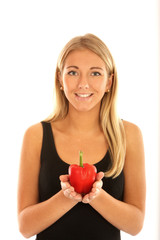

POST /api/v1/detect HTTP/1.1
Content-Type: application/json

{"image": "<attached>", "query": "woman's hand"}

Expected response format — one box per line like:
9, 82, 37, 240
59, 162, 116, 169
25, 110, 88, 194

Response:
60, 171, 104, 204
59, 175, 82, 202
82, 172, 104, 204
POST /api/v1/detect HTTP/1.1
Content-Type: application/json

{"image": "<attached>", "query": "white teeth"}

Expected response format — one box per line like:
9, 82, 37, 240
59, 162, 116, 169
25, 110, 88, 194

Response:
76, 93, 92, 98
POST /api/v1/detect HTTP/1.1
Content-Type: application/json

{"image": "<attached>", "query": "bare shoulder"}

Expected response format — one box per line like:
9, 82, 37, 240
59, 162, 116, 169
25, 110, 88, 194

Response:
122, 120, 143, 148
122, 120, 142, 135
22, 122, 43, 155
24, 122, 43, 137
122, 119, 145, 173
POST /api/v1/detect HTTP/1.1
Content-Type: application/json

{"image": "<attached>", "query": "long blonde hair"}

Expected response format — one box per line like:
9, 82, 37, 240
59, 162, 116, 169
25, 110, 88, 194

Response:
45, 33, 126, 178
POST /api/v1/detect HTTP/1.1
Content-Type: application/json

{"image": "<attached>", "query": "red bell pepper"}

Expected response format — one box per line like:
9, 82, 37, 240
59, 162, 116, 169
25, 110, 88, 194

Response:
68, 151, 97, 194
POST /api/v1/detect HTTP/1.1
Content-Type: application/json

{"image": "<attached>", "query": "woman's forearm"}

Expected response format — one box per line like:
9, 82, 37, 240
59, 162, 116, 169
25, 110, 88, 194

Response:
89, 189, 144, 236
18, 190, 78, 238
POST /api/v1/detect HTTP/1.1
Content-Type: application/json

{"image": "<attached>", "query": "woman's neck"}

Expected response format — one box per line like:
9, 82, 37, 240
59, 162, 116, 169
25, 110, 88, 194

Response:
63, 104, 102, 136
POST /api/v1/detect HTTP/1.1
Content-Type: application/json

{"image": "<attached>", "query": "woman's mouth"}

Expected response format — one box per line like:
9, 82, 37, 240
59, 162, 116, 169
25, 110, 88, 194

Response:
75, 93, 93, 100
75, 93, 93, 98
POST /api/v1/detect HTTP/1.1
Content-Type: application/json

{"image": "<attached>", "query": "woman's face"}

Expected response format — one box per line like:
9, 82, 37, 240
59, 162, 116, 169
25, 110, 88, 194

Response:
59, 48, 112, 112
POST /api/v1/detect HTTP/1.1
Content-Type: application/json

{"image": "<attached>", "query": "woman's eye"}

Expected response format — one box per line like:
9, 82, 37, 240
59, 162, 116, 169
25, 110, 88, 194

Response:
68, 71, 78, 76
91, 72, 101, 76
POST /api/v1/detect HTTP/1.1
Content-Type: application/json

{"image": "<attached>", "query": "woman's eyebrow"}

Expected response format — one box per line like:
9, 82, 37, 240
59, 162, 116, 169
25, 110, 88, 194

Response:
90, 67, 104, 71
66, 66, 79, 69
66, 66, 104, 70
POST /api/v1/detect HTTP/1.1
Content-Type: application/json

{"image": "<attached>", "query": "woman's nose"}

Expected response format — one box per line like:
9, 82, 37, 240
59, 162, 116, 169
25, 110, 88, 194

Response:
77, 75, 89, 89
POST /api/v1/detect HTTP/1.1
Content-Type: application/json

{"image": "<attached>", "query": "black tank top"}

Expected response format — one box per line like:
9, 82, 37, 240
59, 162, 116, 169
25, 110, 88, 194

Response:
36, 121, 124, 240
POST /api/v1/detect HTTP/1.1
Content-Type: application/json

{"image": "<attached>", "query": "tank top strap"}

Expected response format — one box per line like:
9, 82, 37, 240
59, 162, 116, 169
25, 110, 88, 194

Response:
40, 121, 56, 162
41, 121, 53, 141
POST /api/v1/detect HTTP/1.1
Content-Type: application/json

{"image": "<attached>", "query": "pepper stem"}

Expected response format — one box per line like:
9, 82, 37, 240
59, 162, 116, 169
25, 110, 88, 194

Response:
79, 151, 83, 167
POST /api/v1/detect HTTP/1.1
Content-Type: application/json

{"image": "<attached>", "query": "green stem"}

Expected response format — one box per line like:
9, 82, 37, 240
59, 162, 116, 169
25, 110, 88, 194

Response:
79, 151, 83, 167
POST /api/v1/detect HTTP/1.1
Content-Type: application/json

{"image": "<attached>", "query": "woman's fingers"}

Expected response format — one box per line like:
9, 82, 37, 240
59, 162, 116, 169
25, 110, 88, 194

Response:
59, 174, 70, 182
60, 174, 82, 202
63, 188, 82, 202
61, 181, 71, 190
92, 180, 103, 189
82, 188, 101, 203
82, 194, 90, 204
96, 171, 104, 181
82, 172, 104, 204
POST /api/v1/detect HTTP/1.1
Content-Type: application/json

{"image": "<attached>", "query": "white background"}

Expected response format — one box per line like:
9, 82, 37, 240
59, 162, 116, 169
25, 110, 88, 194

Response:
0, 0, 159, 239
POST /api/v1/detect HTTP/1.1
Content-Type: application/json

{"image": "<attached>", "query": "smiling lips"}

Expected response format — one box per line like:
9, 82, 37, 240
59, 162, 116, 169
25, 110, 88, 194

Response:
75, 93, 93, 98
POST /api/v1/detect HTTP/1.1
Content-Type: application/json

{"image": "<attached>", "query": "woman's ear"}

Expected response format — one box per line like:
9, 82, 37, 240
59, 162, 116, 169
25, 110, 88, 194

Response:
106, 74, 113, 92
58, 71, 63, 87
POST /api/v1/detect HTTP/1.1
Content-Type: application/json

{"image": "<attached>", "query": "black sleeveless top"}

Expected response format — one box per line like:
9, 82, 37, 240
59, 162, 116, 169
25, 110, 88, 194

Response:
36, 121, 124, 240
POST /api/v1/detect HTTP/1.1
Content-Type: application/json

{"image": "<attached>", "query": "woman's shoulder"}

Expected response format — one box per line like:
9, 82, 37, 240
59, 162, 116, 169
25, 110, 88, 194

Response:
122, 119, 144, 150
122, 120, 142, 135
22, 122, 43, 151
24, 122, 43, 136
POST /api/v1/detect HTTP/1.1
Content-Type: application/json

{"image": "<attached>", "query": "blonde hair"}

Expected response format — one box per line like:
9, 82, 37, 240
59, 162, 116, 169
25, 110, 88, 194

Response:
45, 33, 126, 178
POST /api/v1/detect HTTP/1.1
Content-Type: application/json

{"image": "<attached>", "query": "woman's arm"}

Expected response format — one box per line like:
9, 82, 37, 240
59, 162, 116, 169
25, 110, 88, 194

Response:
89, 121, 146, 236
17, 123, 78, 238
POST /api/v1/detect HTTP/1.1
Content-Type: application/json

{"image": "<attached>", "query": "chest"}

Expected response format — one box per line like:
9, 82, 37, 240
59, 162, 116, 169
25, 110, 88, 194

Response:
52, 129, 108, 165
39, 121, 124, 204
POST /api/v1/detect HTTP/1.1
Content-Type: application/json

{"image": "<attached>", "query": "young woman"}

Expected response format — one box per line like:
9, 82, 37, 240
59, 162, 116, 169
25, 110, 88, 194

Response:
17, 34, 146, 240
